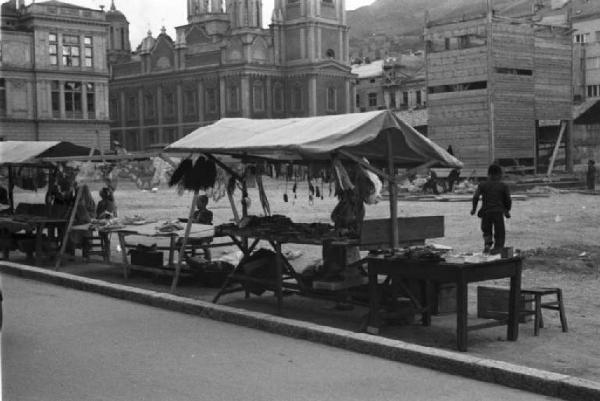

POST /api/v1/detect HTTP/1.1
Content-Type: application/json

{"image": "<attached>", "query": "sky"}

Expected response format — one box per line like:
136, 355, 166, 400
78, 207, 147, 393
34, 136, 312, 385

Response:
38, 0, 376, 48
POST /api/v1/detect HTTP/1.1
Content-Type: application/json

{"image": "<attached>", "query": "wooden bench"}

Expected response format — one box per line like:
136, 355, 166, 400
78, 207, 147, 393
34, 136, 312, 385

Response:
359, 216, 445, 251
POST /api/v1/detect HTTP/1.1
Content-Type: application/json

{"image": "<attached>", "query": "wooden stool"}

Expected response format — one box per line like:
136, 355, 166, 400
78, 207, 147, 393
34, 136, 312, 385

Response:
521, 287, 568, 336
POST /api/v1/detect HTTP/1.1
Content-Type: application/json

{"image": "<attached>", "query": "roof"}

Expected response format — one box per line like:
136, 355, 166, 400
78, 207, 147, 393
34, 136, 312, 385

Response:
0, 141, 97, 164
394, 108, 428, 128
351, 60, 384, 79
105, 0, 127, 22
36, 0, 96, 12
574, 99, 600, 124
165, 110, 462, 169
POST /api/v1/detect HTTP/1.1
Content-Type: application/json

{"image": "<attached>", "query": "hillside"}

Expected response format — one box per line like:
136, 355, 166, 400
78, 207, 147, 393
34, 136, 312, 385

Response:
347, 0, 521, 56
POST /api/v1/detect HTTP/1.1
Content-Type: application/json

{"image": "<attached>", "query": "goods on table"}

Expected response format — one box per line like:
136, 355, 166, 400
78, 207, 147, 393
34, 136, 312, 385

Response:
121, 215, 148, 225
156, 221, 184, 233
90, 217, 124, 231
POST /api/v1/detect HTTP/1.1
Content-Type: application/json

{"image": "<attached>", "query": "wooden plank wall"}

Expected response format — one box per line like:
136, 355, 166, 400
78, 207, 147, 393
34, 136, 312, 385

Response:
428, 90, 490, 171
534, 26, 573, 121
426, 18, 491, 172
492, 22, 536, 161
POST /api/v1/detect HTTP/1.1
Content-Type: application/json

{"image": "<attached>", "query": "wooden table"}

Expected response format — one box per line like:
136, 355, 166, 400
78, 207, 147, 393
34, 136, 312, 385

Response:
365, 255, 523, 352
110, 223, 228, 287
0, 216, 66, 265
212, 225, 360, 312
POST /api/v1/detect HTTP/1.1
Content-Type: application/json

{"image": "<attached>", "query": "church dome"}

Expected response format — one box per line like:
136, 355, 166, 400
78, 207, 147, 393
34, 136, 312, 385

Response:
105, 0, 128, 23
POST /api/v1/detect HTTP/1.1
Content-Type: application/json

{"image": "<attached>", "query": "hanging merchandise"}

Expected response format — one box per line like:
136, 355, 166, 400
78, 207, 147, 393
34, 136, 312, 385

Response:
255, 172, 271, 216
332, 159, 355, 191
292, 167, 298, 200
169, 158, 193, 187
359, 158, 383, 205
283, 169, 289, 203
169, 156, 217, 191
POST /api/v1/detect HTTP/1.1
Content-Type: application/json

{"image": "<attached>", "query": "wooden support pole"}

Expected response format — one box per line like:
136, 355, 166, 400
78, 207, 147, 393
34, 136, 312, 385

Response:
546, 120, 567, 177
55, 185, 83, 270
7, 165, 14, 213
386, 130, 399, 251
171, 189, 199, 293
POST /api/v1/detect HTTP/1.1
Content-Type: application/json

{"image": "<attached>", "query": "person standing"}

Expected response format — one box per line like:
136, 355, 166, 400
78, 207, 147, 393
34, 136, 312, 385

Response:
471, 164, 512, 254
586, 160, 596, 190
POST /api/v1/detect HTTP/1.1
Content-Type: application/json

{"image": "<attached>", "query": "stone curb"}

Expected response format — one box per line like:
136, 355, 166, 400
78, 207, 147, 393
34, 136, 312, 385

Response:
2, 261, 599, 401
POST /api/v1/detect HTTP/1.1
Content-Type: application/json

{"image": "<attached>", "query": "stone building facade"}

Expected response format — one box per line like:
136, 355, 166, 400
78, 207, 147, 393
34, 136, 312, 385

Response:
0, 0, 110, 149
108, 0, 354, 151
352, 54, 426, 113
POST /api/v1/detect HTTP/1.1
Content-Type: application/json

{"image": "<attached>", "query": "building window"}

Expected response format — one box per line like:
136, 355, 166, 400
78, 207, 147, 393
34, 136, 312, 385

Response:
227, 86, 239, 112
326, 48, 335, 58
164, 92, 175, 117
84, 36, 93, 67
575, 33, 590, 44
402, 91, 408, 106
147, 129, 159, 146
126, 130, 138, 151
368, 92, 377, 107
291, 86, 303, 111
49, 33, 58, 66
144, 93, 155, 119
206, 88, 217, 113
62, 35, 81, 67
273, 84, 284, 112
127, 95, 138, 120
416, 90, 422, 105
109, 97, 119, 122
64, 81, 82, 118
0, 78, 5, 116
253, 82, 264, 112
51, 81, 60, 117
428, 81, 488, 94
164, 128, 178, 144
355, 94, 360, 108
86, 83, 95, 118
588, 84, 600, 98
184, 89, 196, 117
326, 87, 336, 112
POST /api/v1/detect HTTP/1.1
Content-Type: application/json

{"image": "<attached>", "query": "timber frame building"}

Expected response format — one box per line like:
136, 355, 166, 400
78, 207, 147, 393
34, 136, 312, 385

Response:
108, 0, 354, 151
425, 10, 573, 175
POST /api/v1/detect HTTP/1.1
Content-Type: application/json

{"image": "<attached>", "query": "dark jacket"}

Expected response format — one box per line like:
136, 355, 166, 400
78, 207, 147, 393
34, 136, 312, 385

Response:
473, 179, 511, 214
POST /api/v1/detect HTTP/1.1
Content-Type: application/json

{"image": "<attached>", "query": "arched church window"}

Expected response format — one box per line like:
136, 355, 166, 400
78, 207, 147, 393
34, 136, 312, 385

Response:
273, 83, 284, 112
253, 81, 264, 112
326, 49, 335, 58
291, 85, 303, 111
326, 87, 336, 112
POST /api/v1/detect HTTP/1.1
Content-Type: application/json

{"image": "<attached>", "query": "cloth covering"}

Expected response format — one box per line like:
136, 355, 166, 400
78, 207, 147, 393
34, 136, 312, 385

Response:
165, 110, 462, 169
0, 141, 97, 165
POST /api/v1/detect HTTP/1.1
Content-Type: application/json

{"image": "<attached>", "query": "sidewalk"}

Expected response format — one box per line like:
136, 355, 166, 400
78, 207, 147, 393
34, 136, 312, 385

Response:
1, 255, 599, 401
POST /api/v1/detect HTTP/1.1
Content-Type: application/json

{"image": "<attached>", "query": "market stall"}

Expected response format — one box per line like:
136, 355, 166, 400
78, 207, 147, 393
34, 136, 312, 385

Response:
164, 110, 522, 351
0, 141, 98, 264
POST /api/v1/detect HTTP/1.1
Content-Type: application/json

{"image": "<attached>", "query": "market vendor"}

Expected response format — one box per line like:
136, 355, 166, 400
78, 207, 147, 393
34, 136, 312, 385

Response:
320, 161, 380, 281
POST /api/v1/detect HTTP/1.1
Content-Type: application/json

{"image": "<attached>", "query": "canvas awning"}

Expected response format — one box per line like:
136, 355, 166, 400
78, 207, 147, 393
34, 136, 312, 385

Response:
165, 110, 462, 168
0, 141, 97, 165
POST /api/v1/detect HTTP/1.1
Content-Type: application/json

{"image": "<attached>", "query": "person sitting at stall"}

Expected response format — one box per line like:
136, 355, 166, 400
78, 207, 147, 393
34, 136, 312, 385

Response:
96, 187, 117, 219
422, 169, 439, 195
447, 168, 461, 193
0, 182, 9, 214
68, 184, 96, 260
181, 194, 214, 263
192, 194, 213, 225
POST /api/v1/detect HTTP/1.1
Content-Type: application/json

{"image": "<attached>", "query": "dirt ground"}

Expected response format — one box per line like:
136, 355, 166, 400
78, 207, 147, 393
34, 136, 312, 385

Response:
11, 178, 600, 381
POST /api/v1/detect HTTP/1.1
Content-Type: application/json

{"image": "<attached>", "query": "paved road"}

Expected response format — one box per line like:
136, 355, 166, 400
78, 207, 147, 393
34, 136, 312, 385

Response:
1, 275, 558, 401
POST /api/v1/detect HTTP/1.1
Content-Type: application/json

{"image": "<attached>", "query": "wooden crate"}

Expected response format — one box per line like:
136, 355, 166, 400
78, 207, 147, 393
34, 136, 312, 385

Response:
477, 285, 533, 323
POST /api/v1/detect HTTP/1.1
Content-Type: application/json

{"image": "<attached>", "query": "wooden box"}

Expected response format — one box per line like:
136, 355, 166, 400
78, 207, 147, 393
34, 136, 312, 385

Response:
477, 285, 533, 323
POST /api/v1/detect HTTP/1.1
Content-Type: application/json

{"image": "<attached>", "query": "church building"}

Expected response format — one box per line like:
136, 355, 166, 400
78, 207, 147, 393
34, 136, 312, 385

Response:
108, 0, 354, 151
